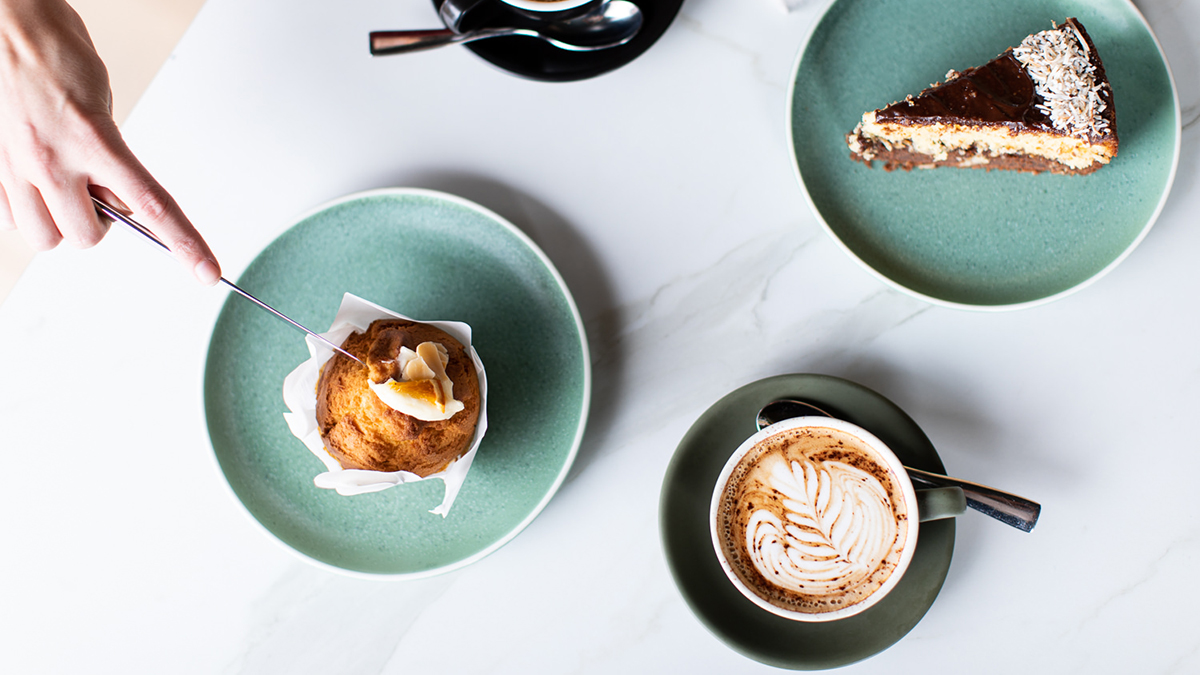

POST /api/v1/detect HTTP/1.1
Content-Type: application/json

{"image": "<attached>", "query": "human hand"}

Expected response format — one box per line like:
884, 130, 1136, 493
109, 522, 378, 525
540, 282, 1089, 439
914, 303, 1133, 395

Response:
0, 0, 220, 284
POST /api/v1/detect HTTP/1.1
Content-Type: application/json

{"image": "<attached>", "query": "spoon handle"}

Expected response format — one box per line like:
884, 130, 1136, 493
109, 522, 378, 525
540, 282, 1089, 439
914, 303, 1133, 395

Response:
905, 466, 1041, 532
370, 29, 466, 55
370, 28, 515, 55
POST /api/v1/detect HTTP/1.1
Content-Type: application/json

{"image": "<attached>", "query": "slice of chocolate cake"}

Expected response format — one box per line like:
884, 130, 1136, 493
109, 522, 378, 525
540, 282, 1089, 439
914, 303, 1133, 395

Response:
846, 18, 1117, 175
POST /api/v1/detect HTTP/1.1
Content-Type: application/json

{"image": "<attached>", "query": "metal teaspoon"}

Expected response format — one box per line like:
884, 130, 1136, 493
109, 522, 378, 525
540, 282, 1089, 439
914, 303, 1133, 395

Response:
755, 398, 1041, 532
92, 198, 364, 365
438, 0, 488, 32
369, 0, 643, 55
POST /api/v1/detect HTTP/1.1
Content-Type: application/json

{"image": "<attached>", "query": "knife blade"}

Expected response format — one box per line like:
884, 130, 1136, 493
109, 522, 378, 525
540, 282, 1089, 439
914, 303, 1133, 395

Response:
92, 197, 364, 366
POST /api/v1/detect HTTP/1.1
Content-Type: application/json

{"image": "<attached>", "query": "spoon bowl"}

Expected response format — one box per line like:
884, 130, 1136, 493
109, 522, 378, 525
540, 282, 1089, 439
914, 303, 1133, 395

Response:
370, 0, 644, 56
756, 398, 1041, 532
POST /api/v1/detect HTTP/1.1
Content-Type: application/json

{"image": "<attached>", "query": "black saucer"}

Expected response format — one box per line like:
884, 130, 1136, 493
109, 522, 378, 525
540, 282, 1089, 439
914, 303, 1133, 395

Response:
432, 0, 683, 81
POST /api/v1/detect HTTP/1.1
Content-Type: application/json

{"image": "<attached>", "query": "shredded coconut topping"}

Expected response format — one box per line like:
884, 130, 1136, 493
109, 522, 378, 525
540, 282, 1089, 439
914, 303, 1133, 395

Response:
1012, 22, 1109, 138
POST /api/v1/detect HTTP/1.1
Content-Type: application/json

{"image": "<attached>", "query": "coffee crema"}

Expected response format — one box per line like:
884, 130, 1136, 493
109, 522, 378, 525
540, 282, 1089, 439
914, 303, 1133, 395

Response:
715, 426, 910, 616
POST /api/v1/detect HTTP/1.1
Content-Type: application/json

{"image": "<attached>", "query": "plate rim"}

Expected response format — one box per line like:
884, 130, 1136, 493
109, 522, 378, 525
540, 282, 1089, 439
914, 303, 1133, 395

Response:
785, 0, 1182, 312
203, 186, 592, 579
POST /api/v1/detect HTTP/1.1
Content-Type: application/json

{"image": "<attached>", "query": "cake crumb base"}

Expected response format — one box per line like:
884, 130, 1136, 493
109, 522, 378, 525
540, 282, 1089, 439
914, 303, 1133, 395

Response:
847, 135, 1107, 175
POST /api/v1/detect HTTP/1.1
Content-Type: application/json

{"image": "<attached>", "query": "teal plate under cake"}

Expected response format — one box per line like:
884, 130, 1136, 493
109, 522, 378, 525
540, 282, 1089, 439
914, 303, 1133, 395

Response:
788, 0, 1179, 309
204, 188, 590, 577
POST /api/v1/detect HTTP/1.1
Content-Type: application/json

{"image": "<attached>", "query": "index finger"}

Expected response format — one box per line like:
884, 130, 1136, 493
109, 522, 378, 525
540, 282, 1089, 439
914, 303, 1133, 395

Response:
90, 140, 221, 285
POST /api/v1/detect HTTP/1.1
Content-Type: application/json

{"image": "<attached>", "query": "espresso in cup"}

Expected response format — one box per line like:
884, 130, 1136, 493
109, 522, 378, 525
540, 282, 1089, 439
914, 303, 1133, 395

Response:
711, 418, 919, 621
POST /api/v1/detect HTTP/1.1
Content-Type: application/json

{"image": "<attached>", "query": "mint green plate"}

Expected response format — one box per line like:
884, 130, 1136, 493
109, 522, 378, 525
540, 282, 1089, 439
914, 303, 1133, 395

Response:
789, 0, 1180, 310
660, 374, 954, 669
204, 188, 590, 577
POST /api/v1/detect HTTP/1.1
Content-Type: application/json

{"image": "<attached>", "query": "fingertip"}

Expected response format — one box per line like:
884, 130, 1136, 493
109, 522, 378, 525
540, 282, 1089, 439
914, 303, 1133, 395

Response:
48, 182, 111, 250
24, 228, 63, 252
68, 217, 109, 249
3, 185, 62, 250
194, 258, 221, 286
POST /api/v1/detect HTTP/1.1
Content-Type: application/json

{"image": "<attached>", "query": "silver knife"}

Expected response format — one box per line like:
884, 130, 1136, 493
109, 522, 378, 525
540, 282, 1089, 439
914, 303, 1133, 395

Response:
92, 197, 364, 365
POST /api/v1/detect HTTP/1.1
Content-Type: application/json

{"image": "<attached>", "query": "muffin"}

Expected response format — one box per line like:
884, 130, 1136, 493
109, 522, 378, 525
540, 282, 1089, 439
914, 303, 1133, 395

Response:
315, 319, 481, 477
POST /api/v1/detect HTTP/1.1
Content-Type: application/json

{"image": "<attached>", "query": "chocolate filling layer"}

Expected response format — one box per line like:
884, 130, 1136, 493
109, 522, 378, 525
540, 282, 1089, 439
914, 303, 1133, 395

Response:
875, 53, 1053, 132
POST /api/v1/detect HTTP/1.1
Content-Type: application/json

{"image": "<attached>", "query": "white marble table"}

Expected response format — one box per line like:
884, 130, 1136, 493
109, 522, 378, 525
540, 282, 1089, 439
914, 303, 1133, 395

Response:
1, 0, 1196, 672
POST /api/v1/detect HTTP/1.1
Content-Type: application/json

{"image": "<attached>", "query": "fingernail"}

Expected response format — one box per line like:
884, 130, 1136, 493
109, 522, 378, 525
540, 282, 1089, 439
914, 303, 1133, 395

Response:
194, 259, 221, 286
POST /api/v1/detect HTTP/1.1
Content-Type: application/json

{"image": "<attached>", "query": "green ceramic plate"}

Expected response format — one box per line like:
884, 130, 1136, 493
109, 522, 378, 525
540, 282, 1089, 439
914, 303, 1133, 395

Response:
789, 0, 1180, 309
204, 188, 590, 577
660, 374, 955, 670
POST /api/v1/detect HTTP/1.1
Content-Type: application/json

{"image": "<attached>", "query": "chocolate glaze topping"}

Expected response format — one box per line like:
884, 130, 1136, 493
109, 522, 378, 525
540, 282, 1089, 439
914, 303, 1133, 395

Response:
876, 52, 1053, 131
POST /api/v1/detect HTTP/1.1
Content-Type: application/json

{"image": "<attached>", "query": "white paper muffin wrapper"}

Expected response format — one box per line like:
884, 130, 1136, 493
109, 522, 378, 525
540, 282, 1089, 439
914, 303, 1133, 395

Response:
281, 293, 488, 515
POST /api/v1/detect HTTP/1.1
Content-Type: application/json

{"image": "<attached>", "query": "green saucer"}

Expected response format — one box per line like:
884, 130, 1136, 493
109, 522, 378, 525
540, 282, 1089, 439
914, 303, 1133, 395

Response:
660, 374, 954, 670
789, 0, 1179, 309
204, 188, 590, 577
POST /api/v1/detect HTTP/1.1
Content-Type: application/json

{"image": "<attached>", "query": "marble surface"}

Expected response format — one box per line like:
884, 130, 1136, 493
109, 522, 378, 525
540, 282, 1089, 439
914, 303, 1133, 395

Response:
0, 0, 1197, 672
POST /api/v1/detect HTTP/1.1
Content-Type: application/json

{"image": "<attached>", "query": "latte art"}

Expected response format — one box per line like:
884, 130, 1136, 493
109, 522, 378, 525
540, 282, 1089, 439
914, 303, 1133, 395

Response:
744, 456, 898, 597
715, 425, 911, 618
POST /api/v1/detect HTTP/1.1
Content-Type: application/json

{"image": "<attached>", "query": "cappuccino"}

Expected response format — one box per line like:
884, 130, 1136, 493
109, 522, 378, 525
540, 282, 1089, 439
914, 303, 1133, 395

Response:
712, 422, 914, 620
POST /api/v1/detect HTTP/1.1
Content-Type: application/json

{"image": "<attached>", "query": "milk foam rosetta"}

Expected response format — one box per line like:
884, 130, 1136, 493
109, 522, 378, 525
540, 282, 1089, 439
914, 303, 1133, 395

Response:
745, 455, 898, 596
718, 427, 910, 615
368, 341, 465, 421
